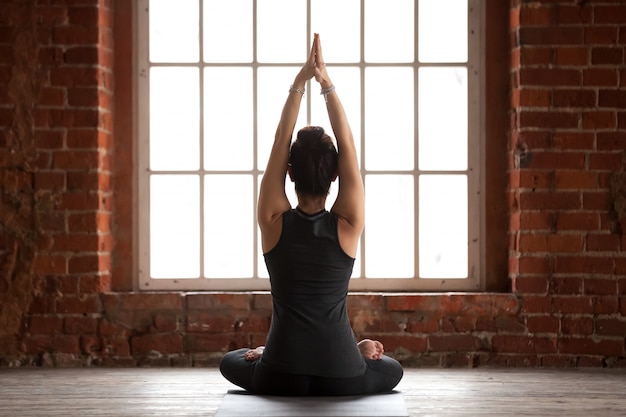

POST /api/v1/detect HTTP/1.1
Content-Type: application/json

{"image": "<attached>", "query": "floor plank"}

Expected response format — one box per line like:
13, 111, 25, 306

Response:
0, 368, 625, 416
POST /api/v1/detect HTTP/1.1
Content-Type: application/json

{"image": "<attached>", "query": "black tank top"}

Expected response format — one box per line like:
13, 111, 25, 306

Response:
261, 208, 366, 378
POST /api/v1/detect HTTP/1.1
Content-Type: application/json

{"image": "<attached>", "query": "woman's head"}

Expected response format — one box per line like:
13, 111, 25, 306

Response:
288, 126, 338, 197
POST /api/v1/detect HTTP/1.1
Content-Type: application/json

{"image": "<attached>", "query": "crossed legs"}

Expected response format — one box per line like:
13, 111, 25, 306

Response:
219, 340, 403, 396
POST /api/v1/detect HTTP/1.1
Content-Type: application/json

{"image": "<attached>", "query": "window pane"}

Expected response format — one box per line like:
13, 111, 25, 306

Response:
149, 0, 198, 63
364, 0, 414, 63
311, 67, 361, 162
365, 67, 414, 171
418, 67, 467, 171
150, 175, 200, 278
150, 67, 200, 171
203, 0, 252, 63
204, 68, 253, 170
205, 175, 253, 277
419, 0, 468, 63
365, 175, 414, 278
257, 67, 307, 170
257, 0, 306, 62
311, 0, 360, 63
419, 175, 467, 278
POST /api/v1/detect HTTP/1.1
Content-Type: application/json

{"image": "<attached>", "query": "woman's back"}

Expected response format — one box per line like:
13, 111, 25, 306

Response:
261, 209, 366, 378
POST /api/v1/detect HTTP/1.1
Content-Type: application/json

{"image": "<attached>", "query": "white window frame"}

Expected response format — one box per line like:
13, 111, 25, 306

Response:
136, 0, 484, 292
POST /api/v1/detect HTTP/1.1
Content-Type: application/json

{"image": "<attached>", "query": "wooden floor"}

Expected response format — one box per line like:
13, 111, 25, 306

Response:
1, 367, 625, 416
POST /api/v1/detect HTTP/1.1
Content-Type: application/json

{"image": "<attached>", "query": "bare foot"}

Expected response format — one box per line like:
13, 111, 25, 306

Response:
244, 346, 265, 361
358, 339, 384, 360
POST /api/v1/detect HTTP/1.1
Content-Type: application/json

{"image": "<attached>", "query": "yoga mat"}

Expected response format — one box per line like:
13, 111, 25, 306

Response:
215, 390, 408, 417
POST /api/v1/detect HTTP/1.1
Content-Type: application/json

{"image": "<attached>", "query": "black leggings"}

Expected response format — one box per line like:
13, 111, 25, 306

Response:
219, 348, 403, 396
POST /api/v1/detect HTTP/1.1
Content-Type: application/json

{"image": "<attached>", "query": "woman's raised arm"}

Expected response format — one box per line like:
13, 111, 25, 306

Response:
312, 34, 364, 256
257, 41, 316, 251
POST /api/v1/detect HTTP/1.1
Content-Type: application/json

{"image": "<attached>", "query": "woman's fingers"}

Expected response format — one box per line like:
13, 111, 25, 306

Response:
314, 33, 325, 65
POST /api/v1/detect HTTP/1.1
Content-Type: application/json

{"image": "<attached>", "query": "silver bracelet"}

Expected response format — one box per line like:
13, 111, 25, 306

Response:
289, 85, 305, 95
320, 85, 335, 102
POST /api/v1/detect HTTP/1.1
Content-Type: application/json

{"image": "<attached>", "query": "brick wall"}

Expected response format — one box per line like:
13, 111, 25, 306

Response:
0, 0, 624, 368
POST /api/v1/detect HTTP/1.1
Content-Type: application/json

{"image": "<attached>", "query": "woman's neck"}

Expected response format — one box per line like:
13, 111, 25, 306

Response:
296, 195, 327, 215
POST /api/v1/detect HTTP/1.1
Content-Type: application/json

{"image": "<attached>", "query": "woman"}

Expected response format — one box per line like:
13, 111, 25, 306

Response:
219, 33, 403, 396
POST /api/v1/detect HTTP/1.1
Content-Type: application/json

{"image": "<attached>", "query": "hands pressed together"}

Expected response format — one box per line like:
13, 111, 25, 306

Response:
296, 33, 333, 89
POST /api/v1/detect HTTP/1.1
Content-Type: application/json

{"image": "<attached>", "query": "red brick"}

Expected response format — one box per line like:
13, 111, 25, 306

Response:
53, 25, 98, 44
492, 335, 556, 354
516, 131, 551, 149
555, 212, 598, 232
591, 47, 623, 65
101, 336, 131, 357
23, 335, 81, 355
594, 5, 626, 24
589, 153, 623, 171
521, 296, 552, 314
519, 170, 554, 189
582, 191, 611, 211
79, 275, 110, 294
585, 26, 618, 44
593, 296, 619, 315
104, 293, 184, 311
186, 312, 235, 333
519, 111, 580, 129
526, 315, 559, 334
518, 27, 583, 46
65, 46, 98, 65
53, 150, 99, 170
583, 68, 618, 87
582, 111, 616, 129
596, 318, 626, 337
57, 295, 101, 314
80, 335, 102, 355
39, 87, 67, 106
519, 233, 583, 253
187, 293, 251, 310
552, 296, 595, 314
513, 276, 549, 294
519, 191, 580, 211
405, 315, 440, 333
555, 47, 588, 66
376, 335, 427, 353
583, 278, 617, 296
561, 316, 593, 335
519, 47, 553, 66
68, 254, 109, 274
518, 255, 552, 275
64, 316, 98, 334
519, 6, 554, 26
558, 338, 624, 356
131, 334, 183, 355
35, 129, 65, 149
29, 316, 63, 334
186, 333, 246, 353
428, 335, 484, 352
347, 294, 384, 311
521, 211, 555, 230
34, 254, 68, 275
552, 89, 596, 108
441, 316, 475, 333
67, 87, 100, 107
598, 90, 626, 108
34, 171, 65, 190
53, 234, 99, 252
29, 297, 56, 314
550, 277, 583, 295
586, 234, 620, 252
597, 132, 626, 151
